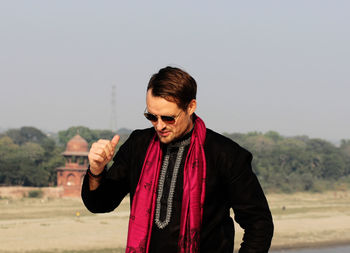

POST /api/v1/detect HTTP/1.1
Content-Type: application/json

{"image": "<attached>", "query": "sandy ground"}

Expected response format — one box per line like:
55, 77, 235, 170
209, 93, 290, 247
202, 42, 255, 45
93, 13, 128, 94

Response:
0, 190, 350, 252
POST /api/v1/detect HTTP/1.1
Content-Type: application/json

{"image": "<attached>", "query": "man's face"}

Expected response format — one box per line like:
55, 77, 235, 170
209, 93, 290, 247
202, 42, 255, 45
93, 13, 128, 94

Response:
146, 90, 196, 144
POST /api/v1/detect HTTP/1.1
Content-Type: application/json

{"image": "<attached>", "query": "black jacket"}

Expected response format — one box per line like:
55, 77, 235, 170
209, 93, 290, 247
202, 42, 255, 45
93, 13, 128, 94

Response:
82, 127, 274, 253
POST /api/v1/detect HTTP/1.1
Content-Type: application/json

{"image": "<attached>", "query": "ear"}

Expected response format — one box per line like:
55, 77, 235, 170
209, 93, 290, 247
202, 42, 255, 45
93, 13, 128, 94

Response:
187, 99, 197, 116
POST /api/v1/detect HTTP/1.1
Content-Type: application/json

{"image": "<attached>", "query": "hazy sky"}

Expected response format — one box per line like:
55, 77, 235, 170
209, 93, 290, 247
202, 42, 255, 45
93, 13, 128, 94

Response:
1, 1, 349, 142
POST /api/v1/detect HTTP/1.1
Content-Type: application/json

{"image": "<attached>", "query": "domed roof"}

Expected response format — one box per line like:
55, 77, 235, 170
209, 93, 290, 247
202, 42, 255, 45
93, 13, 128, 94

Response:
63, 134, 89, 156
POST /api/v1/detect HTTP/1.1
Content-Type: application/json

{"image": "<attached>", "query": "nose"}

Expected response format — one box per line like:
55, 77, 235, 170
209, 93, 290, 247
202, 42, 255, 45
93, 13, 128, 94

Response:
155, 118, 166, 131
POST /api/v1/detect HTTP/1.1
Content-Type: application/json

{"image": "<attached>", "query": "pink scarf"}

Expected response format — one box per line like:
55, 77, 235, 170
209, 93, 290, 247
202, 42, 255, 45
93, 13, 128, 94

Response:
126, 115, 207, 253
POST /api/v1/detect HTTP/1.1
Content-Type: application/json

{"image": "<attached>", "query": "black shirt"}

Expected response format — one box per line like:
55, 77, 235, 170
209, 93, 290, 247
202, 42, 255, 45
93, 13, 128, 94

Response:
149, 130, 192, 253
81, 127, 274, 253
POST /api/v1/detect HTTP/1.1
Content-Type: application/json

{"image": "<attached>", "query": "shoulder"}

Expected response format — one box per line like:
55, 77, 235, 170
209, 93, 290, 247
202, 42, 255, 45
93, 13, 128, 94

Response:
204, 129, 254, 184
205, 129, 250, 154
128, 127, 155, 141
204, 128, 252, 162
113, 127, 154, 162
117, 127, 155, 153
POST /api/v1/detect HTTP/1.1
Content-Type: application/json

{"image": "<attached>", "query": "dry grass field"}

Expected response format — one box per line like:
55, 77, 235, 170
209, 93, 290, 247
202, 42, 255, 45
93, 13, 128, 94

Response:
0, 190, 350, 253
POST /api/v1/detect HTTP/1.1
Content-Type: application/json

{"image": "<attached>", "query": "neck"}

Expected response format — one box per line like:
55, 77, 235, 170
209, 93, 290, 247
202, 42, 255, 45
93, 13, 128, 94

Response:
171, 122, 195, 145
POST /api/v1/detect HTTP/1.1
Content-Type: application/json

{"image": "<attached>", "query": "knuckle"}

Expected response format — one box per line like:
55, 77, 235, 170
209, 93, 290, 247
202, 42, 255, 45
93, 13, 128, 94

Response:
98, 139, 108, 144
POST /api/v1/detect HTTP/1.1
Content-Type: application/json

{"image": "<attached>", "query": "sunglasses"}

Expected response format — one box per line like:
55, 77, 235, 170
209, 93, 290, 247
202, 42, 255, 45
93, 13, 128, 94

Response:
144, 108, 182, 124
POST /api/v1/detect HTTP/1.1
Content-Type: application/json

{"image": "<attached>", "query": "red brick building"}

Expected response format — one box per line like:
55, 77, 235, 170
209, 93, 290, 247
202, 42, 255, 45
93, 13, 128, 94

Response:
57, 134, 89, 197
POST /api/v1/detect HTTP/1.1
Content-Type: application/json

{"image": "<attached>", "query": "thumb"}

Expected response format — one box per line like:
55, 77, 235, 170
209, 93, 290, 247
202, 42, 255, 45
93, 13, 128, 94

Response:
111, 134, 120, 148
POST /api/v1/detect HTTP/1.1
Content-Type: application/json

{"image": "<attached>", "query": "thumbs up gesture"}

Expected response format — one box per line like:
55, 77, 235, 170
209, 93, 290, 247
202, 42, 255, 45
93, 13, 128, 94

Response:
88, 135, 120, 175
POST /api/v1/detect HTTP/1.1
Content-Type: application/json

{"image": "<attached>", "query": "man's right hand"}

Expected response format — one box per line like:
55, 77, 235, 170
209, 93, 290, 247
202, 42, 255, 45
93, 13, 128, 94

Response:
88, 135, 120, 175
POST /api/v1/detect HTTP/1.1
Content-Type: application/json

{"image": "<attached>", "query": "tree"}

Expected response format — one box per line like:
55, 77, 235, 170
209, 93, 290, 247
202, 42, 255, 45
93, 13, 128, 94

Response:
16, 142, 48, 186
306, 138, 337, 154
264, 131, 282, 142
0, 128, 64, 187
321, 153, 346, 180
224, 130, 350, 193
340, 139, 350, 157
58, 126, 119, 147
0, 137, 21, 185
41, 147, 65, 186
6, 127, 48, 145
58, 126, 96, 147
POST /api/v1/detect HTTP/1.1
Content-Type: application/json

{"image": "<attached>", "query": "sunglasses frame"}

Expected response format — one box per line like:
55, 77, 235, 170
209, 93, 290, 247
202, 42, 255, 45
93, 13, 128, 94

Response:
144, 108, 183, 124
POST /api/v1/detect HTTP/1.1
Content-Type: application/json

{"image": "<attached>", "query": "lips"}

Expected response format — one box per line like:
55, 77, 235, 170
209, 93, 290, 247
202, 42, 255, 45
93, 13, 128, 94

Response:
158, 131, 170, 137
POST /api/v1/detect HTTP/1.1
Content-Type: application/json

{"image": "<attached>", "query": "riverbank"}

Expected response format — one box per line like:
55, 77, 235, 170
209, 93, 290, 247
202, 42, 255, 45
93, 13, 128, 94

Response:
0, 190, 349, 252
266, 190, 350, 251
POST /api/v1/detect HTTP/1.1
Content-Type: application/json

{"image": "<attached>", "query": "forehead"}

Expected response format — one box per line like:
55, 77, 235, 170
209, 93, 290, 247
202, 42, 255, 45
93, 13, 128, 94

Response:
146, 90, 180, 115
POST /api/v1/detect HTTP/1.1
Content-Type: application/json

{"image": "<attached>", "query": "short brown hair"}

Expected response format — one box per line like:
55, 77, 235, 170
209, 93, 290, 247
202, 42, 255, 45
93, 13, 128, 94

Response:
147, 66, 197, 110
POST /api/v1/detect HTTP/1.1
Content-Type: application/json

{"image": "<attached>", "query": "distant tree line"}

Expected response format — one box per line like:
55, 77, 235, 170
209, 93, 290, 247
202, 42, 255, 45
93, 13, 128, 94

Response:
57, 126, 130, 148
0, 126, 126, 187
0, 126, 349, 192
224, 131, 350, 192
0, 127, 64, 186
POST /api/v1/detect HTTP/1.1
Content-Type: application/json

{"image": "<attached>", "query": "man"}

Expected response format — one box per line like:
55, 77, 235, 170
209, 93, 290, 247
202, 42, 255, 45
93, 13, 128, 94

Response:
82, 66, 274, 253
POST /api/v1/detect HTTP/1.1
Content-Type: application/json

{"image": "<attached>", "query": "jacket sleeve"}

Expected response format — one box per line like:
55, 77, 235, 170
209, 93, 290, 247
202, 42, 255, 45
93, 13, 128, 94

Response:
81, 132, 134, 213
223, 146, 274, 253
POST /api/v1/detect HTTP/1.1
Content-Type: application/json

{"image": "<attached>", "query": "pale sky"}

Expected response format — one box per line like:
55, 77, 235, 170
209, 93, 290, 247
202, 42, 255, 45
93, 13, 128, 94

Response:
1, 1, 349, 142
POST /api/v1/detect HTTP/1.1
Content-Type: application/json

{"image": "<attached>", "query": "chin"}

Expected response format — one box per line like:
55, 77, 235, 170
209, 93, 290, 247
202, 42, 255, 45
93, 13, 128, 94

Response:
159, 137, 172, 144
158, 135, 174, 144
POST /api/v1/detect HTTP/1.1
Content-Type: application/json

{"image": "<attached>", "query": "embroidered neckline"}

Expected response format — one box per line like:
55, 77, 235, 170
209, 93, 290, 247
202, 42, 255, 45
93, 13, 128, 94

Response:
154, 137, 191, 229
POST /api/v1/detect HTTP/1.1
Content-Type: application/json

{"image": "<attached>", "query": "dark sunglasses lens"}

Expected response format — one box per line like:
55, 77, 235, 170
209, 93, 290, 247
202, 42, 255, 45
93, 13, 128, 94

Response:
144, 113, 158, 122
161, 116, 176, 123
